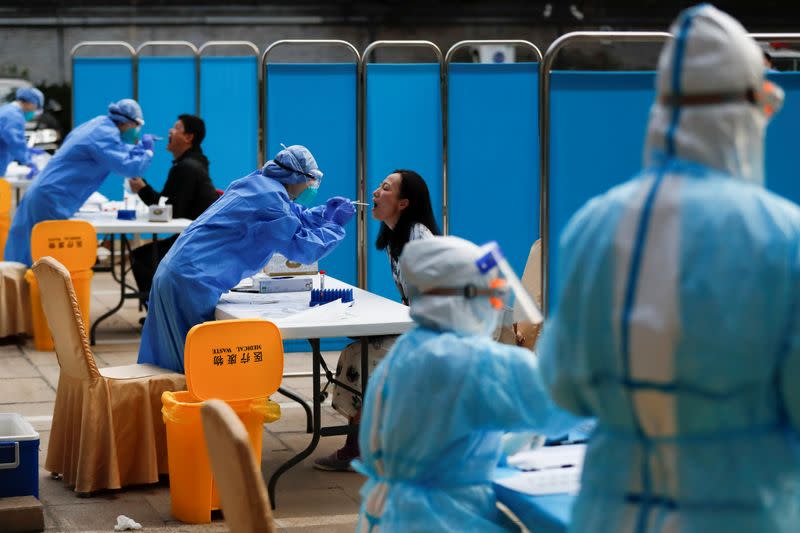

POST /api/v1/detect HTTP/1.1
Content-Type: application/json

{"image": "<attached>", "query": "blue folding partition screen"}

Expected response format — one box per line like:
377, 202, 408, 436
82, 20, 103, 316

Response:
200, 56, 258, 191
365, 63, 443, 300
766, 72, 800, 204
448, 62, 540, 275
267, 63, 358, 351
72, 57, 134, 201
137, 56, 197, 193
548, 71, 656, 308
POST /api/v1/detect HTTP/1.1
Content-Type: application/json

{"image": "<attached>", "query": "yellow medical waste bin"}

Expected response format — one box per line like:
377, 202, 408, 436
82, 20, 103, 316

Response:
162, 319, 284, 524
0, 179, 11, 261
27, 221, 96, 351
26, 268, 92, 351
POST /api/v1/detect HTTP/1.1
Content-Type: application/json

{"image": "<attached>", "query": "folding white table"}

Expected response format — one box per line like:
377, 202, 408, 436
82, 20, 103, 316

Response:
215, 274, 414, 507
71, 212, 193, 344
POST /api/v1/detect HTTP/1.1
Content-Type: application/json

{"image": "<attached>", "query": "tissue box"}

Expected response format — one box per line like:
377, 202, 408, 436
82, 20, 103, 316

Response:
0, 413, 39, 499
264, 253, 318, 276
256, 275, 313, 293
148, 205, 172, 222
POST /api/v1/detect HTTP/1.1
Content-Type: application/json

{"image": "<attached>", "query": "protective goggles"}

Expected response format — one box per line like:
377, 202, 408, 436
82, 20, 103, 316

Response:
659, 79, 785, 119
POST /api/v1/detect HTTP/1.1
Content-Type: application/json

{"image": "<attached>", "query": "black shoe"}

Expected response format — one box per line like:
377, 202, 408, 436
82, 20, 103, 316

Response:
312, 450, 357, 472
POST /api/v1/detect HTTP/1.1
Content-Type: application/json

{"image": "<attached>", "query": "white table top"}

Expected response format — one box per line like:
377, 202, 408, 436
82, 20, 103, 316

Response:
1, 176, 33, 189
71, 211, 193, 234
215, 275, 414, 340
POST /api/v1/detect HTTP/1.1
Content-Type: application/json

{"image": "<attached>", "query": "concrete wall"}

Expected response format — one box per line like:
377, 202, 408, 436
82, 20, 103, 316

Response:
0, 22, 663, 85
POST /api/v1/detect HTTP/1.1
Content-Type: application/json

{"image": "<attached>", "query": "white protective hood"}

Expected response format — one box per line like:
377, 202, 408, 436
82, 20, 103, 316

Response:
400, 236, 500, 336
643, 4, 777, 185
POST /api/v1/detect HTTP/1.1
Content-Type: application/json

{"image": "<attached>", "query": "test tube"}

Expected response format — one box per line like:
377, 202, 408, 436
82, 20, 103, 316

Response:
319, 270, 326, 290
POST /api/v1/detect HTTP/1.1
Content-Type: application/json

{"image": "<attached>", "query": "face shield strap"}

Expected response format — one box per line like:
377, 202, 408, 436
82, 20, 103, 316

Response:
418, 284, 507, 310
421, 283, 506, 299
659, 80, 783, 118
272, 158, 319, 185
111, 111, 142, 125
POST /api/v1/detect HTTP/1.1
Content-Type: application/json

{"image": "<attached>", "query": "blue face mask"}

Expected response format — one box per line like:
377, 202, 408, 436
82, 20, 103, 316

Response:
121, 126, 141, 145
23, 110, 35, 121
294, 185, 320, 206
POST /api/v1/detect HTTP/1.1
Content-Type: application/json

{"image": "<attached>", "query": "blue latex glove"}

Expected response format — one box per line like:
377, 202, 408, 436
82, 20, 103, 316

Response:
28, 147, 46, 156
140, 134, 156, 151
324, 196, 356, 226
26, 166, 38, 180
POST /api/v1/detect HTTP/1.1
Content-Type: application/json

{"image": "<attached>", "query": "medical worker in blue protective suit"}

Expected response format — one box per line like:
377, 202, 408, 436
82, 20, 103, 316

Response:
355, 236, 581, 532
539, 5, 800, 532
4, 99, 154, 265
0, 87, 44, 176
137, 145, 356, 373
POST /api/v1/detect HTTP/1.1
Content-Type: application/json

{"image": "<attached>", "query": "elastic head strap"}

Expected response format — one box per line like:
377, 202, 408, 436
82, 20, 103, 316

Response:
422, 281, 507, 299
272, 158, 317, 180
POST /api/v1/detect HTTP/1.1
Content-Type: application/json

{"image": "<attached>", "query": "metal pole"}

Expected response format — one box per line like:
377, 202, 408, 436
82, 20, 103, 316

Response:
136, 41, 200, 115
444, 40, 543, 239
198, 41, 260, 168
749, 33, 800, 42
69, 42, 136, 129
360, 40, 444, 289
539, 31, 671, 315
261, 39, 360, 167
260, 39, 361, 289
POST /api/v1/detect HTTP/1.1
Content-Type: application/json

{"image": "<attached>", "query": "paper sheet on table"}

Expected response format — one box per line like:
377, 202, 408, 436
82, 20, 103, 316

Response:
495, 468, 582, 496
507, 444, 586, 471
276, 299, 352, 325
218, 290, 314, 320
219, 292, 281, 305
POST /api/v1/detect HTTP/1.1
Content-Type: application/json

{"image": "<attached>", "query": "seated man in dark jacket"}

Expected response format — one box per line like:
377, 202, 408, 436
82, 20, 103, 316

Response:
128, 114, 219, 300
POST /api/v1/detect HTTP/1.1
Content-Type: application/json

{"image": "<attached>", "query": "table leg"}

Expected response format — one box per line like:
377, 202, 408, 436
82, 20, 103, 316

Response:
268, 338, 322, 509
120, 236, 140, 294
277, 387, 312, 434
107, 235, 123, 284
141, 233, 160, 310
360, 337, 370, 403
90, 233, 128, 345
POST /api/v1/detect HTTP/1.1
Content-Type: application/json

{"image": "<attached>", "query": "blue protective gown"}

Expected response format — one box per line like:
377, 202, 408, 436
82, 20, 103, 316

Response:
0, 103, 29, 176
4, 116, 153, 265
137, 170, 347, 373
355, 327, 581, 532
539, 157, 800, 532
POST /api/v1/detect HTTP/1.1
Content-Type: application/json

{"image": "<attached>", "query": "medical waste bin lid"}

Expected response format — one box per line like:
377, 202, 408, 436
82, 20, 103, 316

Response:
184, 319, 284, 402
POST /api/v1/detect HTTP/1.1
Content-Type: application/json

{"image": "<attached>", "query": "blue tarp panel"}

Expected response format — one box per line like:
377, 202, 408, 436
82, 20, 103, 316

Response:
448, 62, 539, 275
548, 71, 656, 309
72, 57, 134, 201
137, 57, 197, 194
365, 63, 443, 300
766, 72, 800, 205
200, 56, 259, 191
267, 63, 358, 352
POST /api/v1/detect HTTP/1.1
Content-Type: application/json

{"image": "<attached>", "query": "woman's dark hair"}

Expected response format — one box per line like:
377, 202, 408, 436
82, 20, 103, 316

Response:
375, 169, 441, 261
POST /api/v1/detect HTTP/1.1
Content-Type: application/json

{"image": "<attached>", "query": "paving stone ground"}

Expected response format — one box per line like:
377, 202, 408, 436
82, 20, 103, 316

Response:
1, 270, 361, 532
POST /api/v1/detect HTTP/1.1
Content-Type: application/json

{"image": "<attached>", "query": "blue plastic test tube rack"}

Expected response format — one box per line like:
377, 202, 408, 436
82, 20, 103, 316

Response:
309, 288, 354, 306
